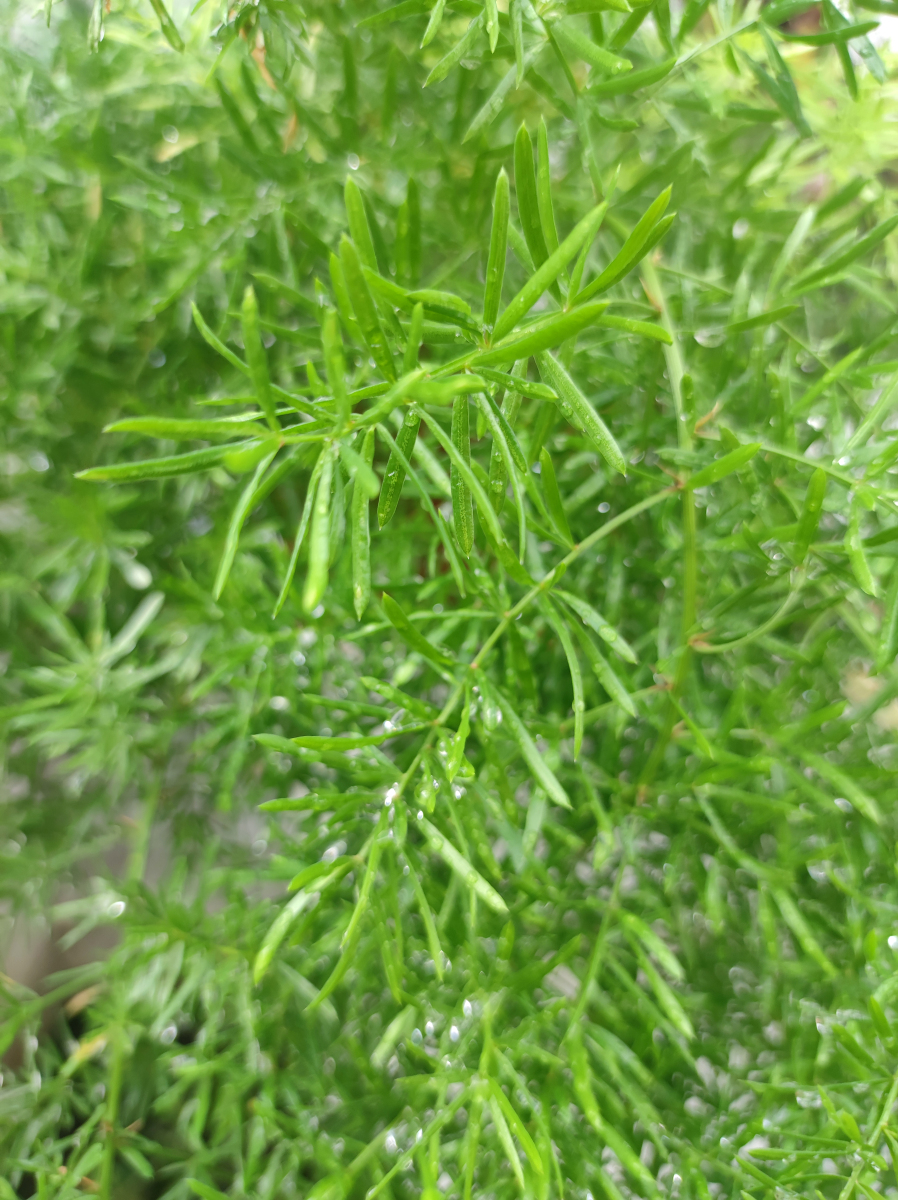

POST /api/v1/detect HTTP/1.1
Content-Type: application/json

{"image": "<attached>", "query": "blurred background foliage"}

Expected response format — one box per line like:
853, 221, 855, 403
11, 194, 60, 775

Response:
4, 1, 898, 1200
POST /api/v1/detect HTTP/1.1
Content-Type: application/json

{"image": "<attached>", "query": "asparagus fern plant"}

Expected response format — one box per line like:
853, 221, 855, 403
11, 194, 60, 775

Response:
3, 1, 898, 1200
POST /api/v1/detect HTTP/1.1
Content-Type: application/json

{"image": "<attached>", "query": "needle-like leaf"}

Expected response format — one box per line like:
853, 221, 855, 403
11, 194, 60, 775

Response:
302, 443, 336, 613
451, 395, 474, 557
535, 351, 627, 475
340, 236, 396, 382
483, 170, 510, 331
351, 428, 376, 619
514, 123, 551, 278
417, 816, 508, 913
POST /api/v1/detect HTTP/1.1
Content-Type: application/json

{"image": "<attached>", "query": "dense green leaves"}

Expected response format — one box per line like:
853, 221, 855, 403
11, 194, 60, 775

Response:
5, 3, 898, 1200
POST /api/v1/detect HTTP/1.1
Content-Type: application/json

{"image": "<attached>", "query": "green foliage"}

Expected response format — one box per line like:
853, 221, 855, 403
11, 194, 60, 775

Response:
4, 1, 898, 1200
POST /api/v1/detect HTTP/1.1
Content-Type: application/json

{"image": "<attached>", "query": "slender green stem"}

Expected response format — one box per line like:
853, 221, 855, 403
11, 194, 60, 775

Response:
637, 263, 698, 786
347, 1126, 390, 1181
679, 484, 698, 669
663, 15, 759, 80
694, 569, 806, 653
99, 1031, 124, 1200
759, 438, 898, 516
